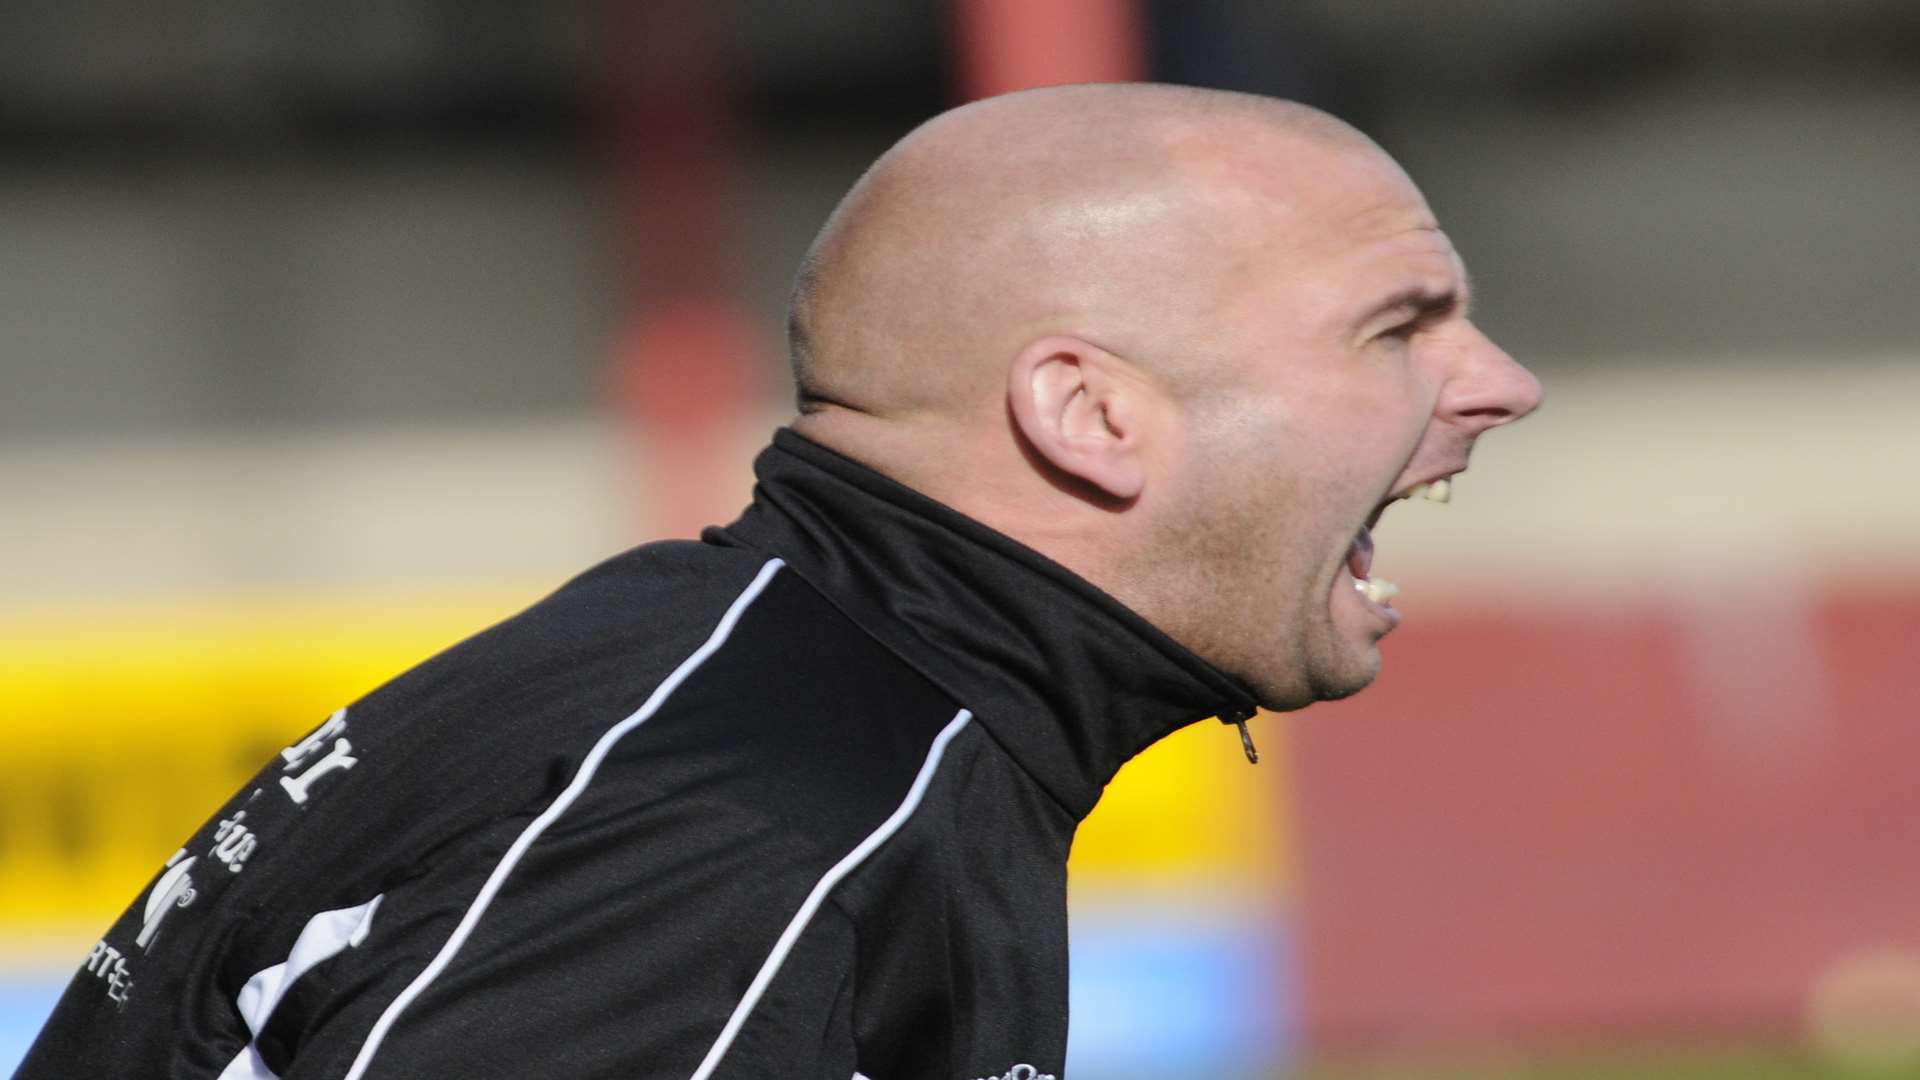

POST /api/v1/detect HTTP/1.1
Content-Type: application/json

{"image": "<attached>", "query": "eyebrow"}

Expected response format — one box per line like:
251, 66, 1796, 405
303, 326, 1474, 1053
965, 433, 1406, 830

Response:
1357, 268, 1475, 330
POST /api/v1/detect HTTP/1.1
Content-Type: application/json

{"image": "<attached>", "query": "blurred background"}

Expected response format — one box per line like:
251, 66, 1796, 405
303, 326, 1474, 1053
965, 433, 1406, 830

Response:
2, 2, 1917, 1077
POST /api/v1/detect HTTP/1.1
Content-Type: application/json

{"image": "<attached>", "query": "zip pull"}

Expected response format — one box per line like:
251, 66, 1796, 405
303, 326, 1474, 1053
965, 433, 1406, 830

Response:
1219, 708, 1259, 764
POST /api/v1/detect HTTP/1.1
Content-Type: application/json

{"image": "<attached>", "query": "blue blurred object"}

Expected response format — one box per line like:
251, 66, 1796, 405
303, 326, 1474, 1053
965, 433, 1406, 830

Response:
1066, 898, 1293, 1079
0, 974, 63, 1076
3, 914, 1294, 1078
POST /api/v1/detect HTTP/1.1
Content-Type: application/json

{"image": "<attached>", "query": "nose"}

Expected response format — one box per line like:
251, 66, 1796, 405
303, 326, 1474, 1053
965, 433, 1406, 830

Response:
1437, 323, 1543, 434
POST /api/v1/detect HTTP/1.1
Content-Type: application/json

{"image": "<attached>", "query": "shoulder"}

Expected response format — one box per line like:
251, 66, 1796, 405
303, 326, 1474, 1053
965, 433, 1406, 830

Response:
364, 541, 780, 721
334, 541, 969, 834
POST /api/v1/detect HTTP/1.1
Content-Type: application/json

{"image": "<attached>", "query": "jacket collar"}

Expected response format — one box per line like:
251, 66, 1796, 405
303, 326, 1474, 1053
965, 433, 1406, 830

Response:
709, 429, 1259, 820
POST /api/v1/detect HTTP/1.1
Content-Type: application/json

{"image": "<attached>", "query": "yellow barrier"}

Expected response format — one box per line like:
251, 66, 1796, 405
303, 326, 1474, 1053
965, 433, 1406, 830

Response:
0, 587, 540, 941
1071, 715, 1290, 890
0, 586, 1288, 949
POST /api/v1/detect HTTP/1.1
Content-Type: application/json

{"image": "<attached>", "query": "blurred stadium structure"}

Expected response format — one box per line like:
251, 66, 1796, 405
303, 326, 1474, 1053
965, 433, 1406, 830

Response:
3, 3, 1918, 1077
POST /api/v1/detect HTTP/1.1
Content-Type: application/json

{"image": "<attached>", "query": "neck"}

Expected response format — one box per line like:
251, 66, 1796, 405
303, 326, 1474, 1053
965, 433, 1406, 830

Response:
714, 429, 1261, 817
793, 407, 1133, 606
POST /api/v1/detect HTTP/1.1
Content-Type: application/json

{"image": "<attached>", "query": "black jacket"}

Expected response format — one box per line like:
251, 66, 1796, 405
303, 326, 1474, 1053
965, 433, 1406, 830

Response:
18, 429, 1258, 1080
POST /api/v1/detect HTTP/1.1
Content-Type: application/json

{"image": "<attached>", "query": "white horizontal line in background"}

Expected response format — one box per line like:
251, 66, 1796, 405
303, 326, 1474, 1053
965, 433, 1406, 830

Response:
1, 361, 1914, 605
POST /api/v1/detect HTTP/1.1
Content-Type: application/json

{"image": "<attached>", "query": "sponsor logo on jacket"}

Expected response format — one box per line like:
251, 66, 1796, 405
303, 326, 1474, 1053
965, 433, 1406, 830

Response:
974, 1066, 1054, 1080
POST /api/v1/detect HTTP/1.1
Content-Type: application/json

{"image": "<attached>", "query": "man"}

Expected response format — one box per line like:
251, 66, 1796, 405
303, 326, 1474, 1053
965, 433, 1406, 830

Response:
19, 83, 1538, 1079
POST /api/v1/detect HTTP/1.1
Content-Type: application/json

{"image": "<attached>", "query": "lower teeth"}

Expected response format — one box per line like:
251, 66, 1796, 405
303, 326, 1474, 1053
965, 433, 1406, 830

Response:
1355, 577, 1400, 604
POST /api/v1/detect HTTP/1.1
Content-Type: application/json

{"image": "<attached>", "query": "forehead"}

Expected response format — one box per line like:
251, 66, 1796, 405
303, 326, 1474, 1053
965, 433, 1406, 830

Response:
1280, 148, 1444, 258
1345, 220, 1467, 294
1215, 145, 1468, 312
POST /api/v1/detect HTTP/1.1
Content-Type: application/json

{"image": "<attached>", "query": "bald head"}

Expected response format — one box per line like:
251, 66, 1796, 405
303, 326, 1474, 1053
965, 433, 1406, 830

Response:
788, 84, 1382, 429
778, 83, 1541, 711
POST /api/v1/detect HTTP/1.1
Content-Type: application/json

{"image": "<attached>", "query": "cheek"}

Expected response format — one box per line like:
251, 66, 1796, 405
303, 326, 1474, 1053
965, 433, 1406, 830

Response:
1178, 378, 1410, 523
1310, 375, 1433, 467
1174, 399, 1280, 495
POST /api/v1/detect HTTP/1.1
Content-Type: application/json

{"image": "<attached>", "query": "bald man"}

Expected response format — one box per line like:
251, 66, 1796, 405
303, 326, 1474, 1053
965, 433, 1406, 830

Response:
20, 84, 1538, 1080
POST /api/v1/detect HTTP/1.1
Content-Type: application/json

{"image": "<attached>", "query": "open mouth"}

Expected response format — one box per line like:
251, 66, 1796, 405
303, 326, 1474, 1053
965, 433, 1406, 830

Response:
1346, 477, 1454, 610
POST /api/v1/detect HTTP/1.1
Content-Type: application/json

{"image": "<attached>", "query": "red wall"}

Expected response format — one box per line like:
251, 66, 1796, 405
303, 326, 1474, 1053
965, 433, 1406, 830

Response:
1289, 587, 1920, 1049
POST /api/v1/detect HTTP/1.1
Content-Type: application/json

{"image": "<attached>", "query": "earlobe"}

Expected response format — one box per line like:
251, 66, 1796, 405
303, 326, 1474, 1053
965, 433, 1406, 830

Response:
1007, 336, 1147, 502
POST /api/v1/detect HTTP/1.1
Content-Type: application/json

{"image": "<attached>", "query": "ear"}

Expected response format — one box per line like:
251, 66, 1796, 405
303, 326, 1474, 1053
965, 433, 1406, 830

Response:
1006, 335, 1154, 502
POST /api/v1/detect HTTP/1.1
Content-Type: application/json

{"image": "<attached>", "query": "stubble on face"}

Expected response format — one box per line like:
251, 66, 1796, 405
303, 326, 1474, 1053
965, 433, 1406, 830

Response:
1137, 387, 1389, 713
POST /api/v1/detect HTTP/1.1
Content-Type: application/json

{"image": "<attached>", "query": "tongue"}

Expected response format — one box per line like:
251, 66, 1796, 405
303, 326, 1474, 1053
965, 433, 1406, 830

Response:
1347, 526, 1374, 580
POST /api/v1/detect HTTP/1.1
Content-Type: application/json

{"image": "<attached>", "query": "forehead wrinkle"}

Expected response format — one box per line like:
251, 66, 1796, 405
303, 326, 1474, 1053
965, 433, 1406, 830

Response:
1407, 228, 1473, 316
1364, 226, 1465, 290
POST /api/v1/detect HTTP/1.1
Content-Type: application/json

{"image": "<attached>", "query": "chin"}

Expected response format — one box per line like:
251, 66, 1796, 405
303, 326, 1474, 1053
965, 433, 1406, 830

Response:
1310, 673, 1376, 703
1241, 647, 1380, 711
1306, 646, 1382, 703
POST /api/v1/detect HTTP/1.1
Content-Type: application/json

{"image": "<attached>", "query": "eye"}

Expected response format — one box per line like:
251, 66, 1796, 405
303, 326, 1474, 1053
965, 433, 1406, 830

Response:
1375, 320, 1419, 344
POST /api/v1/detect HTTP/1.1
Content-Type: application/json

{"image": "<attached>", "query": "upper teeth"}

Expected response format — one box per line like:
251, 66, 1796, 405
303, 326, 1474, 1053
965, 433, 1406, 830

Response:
1406, 478, 1452, 503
